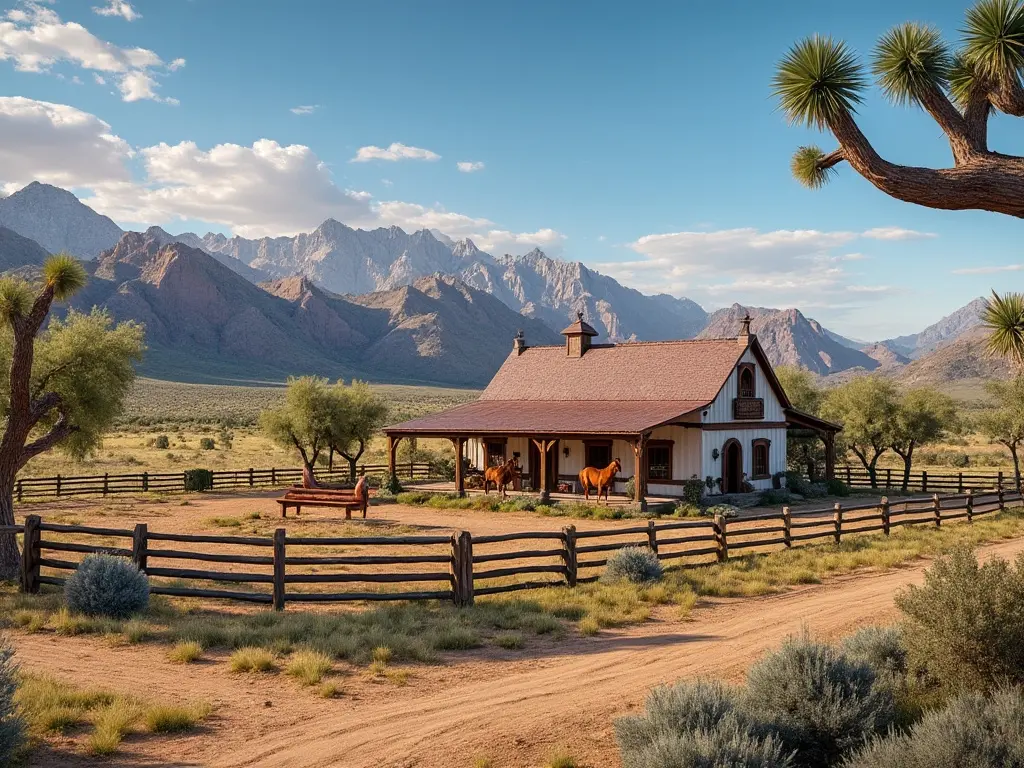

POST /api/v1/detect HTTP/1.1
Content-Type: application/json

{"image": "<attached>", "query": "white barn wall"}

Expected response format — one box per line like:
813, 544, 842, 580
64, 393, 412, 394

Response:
701, 427, 786, 492
703, 347, 785, 424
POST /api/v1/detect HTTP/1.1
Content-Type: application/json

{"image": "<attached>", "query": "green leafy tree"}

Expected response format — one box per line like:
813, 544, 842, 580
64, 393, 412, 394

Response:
976, 376, 1024, 491
982, 290, 1024, 369
821, 377, 900, 488
0, 256, 144, 579
890, 388, 960, 492
773, 0, 1024, 218
326, 380, 388, 481
259, 376, 341, 474
777, 365, 826, 480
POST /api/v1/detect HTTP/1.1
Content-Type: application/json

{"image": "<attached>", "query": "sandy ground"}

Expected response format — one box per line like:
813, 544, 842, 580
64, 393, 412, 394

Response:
11, 502, 1024, 768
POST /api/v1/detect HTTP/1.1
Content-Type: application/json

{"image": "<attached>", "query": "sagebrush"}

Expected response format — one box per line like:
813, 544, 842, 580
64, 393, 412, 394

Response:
64, 554, 149, 619
0, 636, 25, 765
603, 547, 663, 585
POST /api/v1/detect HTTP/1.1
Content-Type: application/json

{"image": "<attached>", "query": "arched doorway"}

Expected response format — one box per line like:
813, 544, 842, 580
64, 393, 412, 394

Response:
722, 439, 742, 494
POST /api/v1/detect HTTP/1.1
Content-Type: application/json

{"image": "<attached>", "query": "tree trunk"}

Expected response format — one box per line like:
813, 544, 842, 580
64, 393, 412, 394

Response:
347, 457, 358, 483
1012, 446, 1022, 494
895, 443, 914, 493
0, 476, 19, 580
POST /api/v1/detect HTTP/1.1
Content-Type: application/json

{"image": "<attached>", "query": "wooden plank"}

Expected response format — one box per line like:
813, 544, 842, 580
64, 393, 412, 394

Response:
890, 516, 935, 527
285, 590, 452, 602
789, 530, 836, 542
147, 549, 274, 565
473, 531, 565, 544
789, 518, 832, 529
284, 535, 449, 546
472, 548, 564, 564
843, 524, 886, 534
730, 537, 787, 550
284, 571, 452, 584
657, 546, 719, 560
473, 579, 565, 596
729, 525, 786, 536
574, 526, 651, 539
149, 585, 273, 603
38, 575, 66, 586
575, 557, 608, 569
474, 564, 566, 580
145, 567, 274, 583
39, 541, 133, 557
576, 541, 644, 555
284, 554, 449, 565
37, 557, 79, 570
655, 534, 717, 547
147, 532, 274, 546
39, 523, 134, 537
652, 520, 715, 531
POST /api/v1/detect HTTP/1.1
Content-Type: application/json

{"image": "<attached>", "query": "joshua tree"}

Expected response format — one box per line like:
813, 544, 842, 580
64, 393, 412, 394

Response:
773, 0, 1024, 217
982, 290, 1024, 368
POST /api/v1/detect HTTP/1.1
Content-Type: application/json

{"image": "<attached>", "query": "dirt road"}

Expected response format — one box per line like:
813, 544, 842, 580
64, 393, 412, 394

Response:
16, 534, 1023, 767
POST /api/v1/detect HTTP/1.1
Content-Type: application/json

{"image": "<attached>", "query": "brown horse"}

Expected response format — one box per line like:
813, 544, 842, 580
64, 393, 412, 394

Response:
579, 458, 621, 502
484, 458, 520, 499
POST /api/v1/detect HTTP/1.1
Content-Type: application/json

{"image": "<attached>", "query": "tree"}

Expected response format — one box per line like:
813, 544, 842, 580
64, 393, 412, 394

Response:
890, 387, 960, 492
776, 365, 827, 480
259, 376, 341, 474
773, 0, 1024, 218
982, 290, 1024, 369
821, 377, 900, 487
326, 380, 388, 481
977, 376, 1024, 491
0, 257, 145, 579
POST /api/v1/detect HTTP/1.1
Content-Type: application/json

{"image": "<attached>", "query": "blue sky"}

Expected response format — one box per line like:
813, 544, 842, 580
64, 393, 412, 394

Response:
0, 0, 1019, 340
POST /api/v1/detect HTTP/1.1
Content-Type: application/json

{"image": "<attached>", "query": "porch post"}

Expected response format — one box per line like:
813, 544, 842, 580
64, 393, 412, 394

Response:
451, 437, 466, 497
824, 432, 836, 481
388, 434, 402, 477
533, 439, 552, 505
633, 433, 649, 512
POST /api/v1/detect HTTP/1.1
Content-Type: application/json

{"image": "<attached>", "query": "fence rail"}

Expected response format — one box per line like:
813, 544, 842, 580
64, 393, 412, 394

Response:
12, 462, 433, 501
8, 488, 1022, 609
837, 466, 1017, 493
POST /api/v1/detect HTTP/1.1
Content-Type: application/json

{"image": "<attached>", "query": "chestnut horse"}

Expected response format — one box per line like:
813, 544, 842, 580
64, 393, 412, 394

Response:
484, 457, 520, 499
579, 458, 621, 502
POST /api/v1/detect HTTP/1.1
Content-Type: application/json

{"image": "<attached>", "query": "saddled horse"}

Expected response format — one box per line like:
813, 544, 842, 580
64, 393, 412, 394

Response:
484, 457, 520, 499
579, 458, 621, 502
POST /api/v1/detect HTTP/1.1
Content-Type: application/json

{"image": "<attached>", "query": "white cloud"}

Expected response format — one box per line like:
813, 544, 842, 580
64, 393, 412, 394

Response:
352, 142, 440, 162
93, 73, 105, 85
457, 161, 484, 173
380, 178, 393, 187
951, 264, 1023, 275
290, 105, 318, 115
92, 1, 140, 21
0, 96, 132, 190
168, 58, 185, 71
861, 227, 936, 240
0, 2, 180, 103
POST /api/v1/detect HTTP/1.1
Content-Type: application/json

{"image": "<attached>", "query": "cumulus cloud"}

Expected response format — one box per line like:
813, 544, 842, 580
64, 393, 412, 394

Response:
290, 105, 318, 115
0, 2, 181, 102
457, 161, 484, 173
352, 142, 440, 162
951, 264, 1023, 275
0, 96, 132, 190
861, 227, 936, 240
92, 1, 140, 21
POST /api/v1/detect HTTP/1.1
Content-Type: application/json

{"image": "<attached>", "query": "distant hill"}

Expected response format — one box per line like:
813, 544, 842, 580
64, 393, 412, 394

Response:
0, 182, 122, 259
0, 226, 49, 271
881, 297, 987, 358
894, 326, 1011, 386
698, 304, 880, 375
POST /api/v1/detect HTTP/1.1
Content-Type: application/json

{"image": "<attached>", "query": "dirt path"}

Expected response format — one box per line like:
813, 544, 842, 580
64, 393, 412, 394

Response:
14, 534, 1024, 768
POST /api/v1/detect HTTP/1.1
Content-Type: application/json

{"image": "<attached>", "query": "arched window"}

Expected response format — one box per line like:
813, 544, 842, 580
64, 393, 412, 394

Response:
752, 438, 770, 479
738, 364, 756, 399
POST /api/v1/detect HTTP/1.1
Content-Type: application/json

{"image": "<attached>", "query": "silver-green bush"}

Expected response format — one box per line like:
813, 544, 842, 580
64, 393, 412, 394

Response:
603, 546, 663, 584
843, 687, 1024, 768
743, 636, 895, 766
64, 554, 149, 619
615, 680, 792, 768
841, 626, 908, 679
0, 636, 25, 765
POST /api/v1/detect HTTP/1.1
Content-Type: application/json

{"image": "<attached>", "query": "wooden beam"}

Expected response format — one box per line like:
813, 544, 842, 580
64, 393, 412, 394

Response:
451, 437, 466, 497
824, 432, 836, 481
633, 433, 650, 511
532, 439, 554, 504
387, 435, 401, 477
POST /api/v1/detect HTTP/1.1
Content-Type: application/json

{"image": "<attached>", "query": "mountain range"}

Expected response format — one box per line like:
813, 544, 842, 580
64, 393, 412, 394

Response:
0, 181, 1001, 389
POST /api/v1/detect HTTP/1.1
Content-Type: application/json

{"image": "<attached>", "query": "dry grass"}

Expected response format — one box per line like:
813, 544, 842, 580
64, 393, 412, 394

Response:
286, 649, 333, 686
144, 702, 213, 733
229, 646, 276, 673
168, 640, 203, 664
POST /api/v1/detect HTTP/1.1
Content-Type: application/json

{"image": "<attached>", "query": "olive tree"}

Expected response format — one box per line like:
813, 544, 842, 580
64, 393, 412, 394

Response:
821, 377, 900, 488
773, 0, 1024, 218
776, 365, 826, 480
326, 380, 388, 482
976, 376, 1024, 491
0, 256, 145, 579
259, 376, 340, 474
890, 387, 960, 492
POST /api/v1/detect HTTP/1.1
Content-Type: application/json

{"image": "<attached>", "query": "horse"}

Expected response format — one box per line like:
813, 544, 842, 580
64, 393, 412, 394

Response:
579, 458, 621, 503
484, 457, 520, 499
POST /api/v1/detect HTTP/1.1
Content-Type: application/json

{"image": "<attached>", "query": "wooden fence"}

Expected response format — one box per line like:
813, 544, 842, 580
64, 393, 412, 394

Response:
837, 466, 1016, 493
12, 462, 434, 501
4, 488, 1021, 610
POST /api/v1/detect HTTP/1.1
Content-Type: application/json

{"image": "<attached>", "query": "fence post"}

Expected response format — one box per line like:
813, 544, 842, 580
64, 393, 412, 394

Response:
273, 528, 286, 611
958, 472, 964, 494
460, 531, 474, 607
714, 513, 728, 562
782, 506, 792, 548
998, 486, 1005, 511
103, 472, 109, 496
142, 472, 149, 493
966, 490, 974, 524
846, 466, 851, 485
56, 474, 61, 497
16, 479, 22, 503
249, 468, 254, 487
562, 525, 578, 587
998, 471, 1004, 492
880, 496, 890, 536
20, 514, 41, 594
933, 493, 941, 528
833, 503, 843, 544
646, 520, 658, 554
922, 471, 928, 494
132, 523, 148, 572
271, 467, 277, 486
886, 468, 892, 489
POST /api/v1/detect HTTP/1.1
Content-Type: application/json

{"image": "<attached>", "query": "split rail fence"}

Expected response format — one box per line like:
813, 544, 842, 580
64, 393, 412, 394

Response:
3, 488, 1020, 610
12, 462, 433, 501
838, 466, 1018, 493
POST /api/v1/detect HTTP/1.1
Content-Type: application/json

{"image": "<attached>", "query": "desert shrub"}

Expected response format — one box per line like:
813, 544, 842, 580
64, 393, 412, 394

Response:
217, 427, 234, 450
682, 475, 704, 506
199, 437, 215, 450
624, 476, 636, 499
603, 547, 663, 585
168, 640, 203, 664
894, 547, 1024, 693
429, 455, 456, 481
843, 687, 1024, 768
379, 472, 403, 497
153, 434, 170, 449
229, 647, 276, 673
503, 496, 536, 512
841, 627, 907, 679
395, 491, 434, 505
705, 504, 740, 519
64, 554, 149, 619
805, 482, 828, 498
759, 489, 791, 506
615, 680, 791, 768
0, 637, 25, 765
743, 636, 895, 766
826, 479, 850, 497
183, 468, 213, 491
785, 471, 809, 495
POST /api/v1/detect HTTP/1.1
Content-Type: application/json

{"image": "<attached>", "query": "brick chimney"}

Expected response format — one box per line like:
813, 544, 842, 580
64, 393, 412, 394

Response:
513, 329, 527, 356
737, 312, 752, 346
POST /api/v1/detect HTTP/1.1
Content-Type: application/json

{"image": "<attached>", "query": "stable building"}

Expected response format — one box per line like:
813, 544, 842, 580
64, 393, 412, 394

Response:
383, 314, 839, 505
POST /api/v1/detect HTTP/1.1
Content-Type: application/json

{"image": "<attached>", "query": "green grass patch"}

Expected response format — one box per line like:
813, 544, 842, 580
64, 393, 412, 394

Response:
393, 491, 675, 519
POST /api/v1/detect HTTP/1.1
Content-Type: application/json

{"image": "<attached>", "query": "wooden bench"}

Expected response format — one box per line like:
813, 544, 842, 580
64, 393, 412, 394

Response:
276, 487, 371, 519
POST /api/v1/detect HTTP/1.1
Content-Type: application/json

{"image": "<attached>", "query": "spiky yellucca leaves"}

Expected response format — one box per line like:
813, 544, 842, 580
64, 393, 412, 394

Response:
790, 146, 837, 189
772, 35, 867, 129
42, 253, 87, 301
982, 290, 1024, 368
962, 0, 1024, 79
872, 23, 951, 106
0, 280, 32, 324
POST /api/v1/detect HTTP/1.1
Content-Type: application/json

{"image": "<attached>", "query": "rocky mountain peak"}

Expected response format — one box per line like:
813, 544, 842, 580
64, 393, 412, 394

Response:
0, 181, 123, 259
